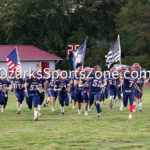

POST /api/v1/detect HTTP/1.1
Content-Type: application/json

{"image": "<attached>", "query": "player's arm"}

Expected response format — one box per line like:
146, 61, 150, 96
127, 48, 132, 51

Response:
74, 79, 79, 86
67, 82, 71, 91
24, 82, 29, 89
79, 80, 85, 87
134, 82, 142, 94
2, 84, 6, 94
44, 80, 48, 91
142, 76, 147, 86
68, 80, 73, 91
38, 84, 43, 93
54, 84, 58, 91
11, 81, 14, 91
22, 82, 25, 88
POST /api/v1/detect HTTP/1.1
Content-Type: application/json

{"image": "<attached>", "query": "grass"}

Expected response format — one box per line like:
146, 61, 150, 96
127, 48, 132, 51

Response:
0, 87, 150, 150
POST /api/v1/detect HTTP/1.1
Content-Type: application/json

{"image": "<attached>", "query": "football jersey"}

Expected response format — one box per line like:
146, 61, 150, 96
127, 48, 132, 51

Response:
55, 79, 69, 94
38, 78, 46, 89
0, 80, 4, 93
46, 78, 55, 91
3, 80, 11, 91
12, 78, 24, 92
26, 79, 40, 95
89, 73, 103, 93
123, 75, 135, 93
74, 75, 83, 92
108, 76, 118, 90
136, 78, 144, 89
82, 80, 89, 92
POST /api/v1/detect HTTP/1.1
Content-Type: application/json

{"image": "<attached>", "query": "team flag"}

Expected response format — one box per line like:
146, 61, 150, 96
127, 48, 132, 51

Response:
6, 48, 22, 72
70, 37, 88, 70
105, 35, 121, 69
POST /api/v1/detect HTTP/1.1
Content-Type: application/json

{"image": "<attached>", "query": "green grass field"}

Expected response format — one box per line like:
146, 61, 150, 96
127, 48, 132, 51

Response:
0, 87, 150, 150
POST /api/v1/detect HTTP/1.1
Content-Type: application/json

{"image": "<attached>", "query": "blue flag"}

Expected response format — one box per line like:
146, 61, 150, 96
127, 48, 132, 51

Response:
69, 37, 88, 70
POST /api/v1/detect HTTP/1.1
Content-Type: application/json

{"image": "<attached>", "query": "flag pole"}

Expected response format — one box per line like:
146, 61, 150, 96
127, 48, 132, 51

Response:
118, 34, 122, 68
118, 34, 122, 93
15, 45, 22, 74
82, 36, 88, 69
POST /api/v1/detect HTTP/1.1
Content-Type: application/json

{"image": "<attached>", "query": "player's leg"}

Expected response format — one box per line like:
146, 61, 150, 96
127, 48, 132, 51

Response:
133, 88, 138, 112
20, 92, 25, 110
123, 92, 128, 108
38, 92, 44, 117
59, 95, 64, 115
32, 95, 40, 121
75, 91, 82, 114
133, 96, 137, 112
83, 92, 88, 116
105, 88, 108, 99
137, 89, 143, 111
15, 92, 22, 114
43, 91, 50, 108
77, 93, 82, 115
64, 94, 69, 107
109, 90, 115, 110
0, 93, 5, 112
138, 98, 142, 111
50, 90, 56, 112
26, 96, 32, 110
120, 93, 124, 111
89, 92, 94, 110
117, 88, 122, 101
3, 93, 8, 109
94, 92, 101, 118
70, 91, 76, 109
129, 93, 134, 119
100, 93, 105, 106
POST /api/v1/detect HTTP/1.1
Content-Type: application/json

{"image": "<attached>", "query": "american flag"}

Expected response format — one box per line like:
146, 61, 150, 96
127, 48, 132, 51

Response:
6, 48, 22, 72
105, 35, 121, 69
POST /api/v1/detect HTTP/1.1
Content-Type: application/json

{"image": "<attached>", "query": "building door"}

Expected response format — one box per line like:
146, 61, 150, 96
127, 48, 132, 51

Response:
41, 62, 49, 76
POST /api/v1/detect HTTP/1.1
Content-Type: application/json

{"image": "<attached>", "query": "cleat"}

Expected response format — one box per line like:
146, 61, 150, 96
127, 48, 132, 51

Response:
88, 106, 91, 111
1, 107, 4, 112
43, 103, 47, 108
34, 117, 38, 121
38, 112, 41, 117
17, 111, 20, 115
61, 112, 64, 115
72, 105, 75, 109
51, 107, 55, 112
97, 113, 100, 118
120, 107, 123, 111
78, 109, 81, 115
129, 114, 132, 119
100, 108, 102, 113
139, 109, 142, 112
85, 111, 88, 116
110, 101, 113, 110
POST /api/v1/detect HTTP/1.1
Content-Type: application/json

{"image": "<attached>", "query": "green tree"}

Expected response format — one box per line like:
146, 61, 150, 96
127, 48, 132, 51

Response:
116, 0, 150, 69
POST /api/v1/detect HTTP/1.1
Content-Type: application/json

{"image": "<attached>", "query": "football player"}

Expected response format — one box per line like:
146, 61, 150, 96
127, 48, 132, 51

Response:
11, 75, 25, 114
122, 67, 142, 119
25, 72, 42, 121
132, 63, 146, 112
0, 77, 7, 112
54, 72, 70, 115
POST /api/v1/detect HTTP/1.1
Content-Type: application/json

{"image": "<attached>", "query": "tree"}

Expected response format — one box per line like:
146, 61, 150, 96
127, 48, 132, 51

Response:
116, 0, 150, 69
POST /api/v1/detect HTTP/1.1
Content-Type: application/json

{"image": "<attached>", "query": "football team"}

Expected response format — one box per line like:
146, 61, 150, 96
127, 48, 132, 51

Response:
0, 63, 146, 121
